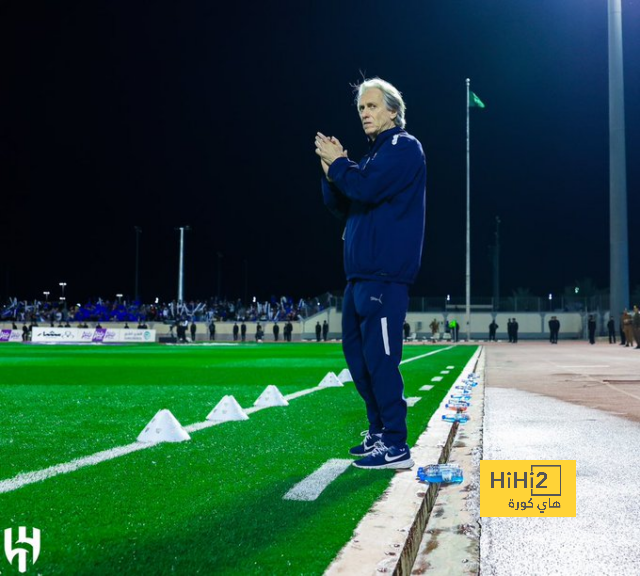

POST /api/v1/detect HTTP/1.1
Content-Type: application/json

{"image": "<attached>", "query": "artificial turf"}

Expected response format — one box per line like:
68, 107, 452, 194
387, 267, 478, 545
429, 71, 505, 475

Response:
0, 342, 477, 575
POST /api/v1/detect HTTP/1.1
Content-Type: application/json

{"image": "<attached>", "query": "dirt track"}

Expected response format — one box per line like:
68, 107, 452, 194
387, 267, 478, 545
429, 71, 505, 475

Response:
483, 339, 640, 422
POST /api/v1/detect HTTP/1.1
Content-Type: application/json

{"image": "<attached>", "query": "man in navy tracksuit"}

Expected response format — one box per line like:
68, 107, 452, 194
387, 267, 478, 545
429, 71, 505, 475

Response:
315, 78, 426, 469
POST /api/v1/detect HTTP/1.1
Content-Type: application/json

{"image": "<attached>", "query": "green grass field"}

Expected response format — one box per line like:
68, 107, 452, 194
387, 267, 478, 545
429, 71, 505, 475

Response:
0, 342, 477, 575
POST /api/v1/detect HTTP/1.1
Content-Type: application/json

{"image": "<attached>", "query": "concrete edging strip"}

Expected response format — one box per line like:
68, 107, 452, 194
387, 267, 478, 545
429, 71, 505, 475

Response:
325, 347, 483, 575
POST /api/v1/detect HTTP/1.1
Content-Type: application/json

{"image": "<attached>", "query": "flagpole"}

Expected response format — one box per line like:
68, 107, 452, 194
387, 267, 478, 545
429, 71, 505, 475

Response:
465, 78, 471, 342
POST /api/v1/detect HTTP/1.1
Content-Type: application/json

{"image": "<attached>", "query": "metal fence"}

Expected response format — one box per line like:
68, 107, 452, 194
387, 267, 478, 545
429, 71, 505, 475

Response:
331, 295, 611, 313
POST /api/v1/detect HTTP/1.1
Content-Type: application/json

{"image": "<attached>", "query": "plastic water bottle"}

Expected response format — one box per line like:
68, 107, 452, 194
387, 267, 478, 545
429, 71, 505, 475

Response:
442, 413, 469, 423
445, 401, 469, 411
450, 394, 472, 401
464, 379, 479, 387
454, 386, 473, 394
417, 464, 464, 484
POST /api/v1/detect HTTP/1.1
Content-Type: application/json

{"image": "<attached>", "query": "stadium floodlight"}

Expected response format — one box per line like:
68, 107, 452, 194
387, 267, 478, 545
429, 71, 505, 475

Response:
608, 0, 629, 326
174, 226, 191, 303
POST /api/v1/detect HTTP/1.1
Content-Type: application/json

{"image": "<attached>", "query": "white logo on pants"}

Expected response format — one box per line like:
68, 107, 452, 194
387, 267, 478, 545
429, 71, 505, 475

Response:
381, 317, 390, 356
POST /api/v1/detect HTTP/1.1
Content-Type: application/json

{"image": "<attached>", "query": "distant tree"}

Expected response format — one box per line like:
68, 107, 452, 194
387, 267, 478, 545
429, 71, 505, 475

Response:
508, 287, 535, 312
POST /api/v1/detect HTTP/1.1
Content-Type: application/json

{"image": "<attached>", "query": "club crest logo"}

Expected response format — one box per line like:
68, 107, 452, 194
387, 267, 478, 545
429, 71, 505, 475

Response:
4, 527, 41, 573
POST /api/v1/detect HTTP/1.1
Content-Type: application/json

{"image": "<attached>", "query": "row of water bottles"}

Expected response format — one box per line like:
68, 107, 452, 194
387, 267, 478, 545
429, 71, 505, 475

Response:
416, 372, 479, 484
441, 372, 478, 424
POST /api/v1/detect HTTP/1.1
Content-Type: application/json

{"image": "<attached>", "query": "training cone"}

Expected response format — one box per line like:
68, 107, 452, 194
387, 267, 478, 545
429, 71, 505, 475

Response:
337, 368, 353, 383
137, 409, 191, 443
318, 372, 343, 388
254, 385, 289, 408
206, 395, 249, 422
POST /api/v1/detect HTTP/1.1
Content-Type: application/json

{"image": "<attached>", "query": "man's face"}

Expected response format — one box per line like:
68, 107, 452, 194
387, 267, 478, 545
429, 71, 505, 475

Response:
358, 88, 397, 140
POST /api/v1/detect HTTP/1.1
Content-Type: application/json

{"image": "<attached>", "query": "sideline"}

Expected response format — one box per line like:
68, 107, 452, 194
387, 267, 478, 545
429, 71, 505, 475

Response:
1, 346, 450, 495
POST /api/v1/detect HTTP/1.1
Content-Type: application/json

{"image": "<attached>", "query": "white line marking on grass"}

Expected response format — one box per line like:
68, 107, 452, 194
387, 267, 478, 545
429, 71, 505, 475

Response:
440, 370, 450, 374
420, 385, 433, 391
447, 365, 455, 369
283, 386, 324, 401
406, 397, 421, 407
2, 347, 455, 494
431, 376, 443, 382
0, 443, 148, 494
399, 346, 453, 365
283, 459, 352, 501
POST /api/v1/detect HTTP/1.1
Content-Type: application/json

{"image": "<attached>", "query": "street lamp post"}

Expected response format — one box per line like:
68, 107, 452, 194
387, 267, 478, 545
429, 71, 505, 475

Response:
59, 282, 67, 300
43, 291, 50, 302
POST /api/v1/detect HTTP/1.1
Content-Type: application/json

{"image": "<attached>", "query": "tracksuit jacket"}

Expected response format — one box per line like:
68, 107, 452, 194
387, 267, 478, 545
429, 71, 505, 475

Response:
321, 126, 426, 285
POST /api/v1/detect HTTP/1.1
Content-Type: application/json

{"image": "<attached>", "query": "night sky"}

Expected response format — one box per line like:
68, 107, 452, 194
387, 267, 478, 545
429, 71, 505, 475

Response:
2, 1, 639, 305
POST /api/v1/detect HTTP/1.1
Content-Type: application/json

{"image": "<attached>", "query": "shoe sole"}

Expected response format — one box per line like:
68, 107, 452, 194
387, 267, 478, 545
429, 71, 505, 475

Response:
352, 458, 414, 470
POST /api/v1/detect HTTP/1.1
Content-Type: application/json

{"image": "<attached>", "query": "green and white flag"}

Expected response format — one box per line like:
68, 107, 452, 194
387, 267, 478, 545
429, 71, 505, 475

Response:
469, 91, 485, 108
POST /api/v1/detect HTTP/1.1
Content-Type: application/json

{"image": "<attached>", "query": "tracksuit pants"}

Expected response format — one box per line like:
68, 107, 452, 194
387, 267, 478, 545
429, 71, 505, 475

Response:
342, 280, 408, 448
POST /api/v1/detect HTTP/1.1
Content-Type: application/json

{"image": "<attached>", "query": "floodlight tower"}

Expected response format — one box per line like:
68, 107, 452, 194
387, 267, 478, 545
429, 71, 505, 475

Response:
608, 0, 629, 324
176, 226, 191, 303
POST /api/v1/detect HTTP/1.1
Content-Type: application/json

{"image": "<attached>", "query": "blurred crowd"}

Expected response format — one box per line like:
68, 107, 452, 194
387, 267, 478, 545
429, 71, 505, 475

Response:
0, 294, 335, 325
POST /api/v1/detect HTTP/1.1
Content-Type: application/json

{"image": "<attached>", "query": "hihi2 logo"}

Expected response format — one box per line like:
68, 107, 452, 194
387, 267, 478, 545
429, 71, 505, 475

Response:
480, 460, 576, 517
3, 528, 41, 574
